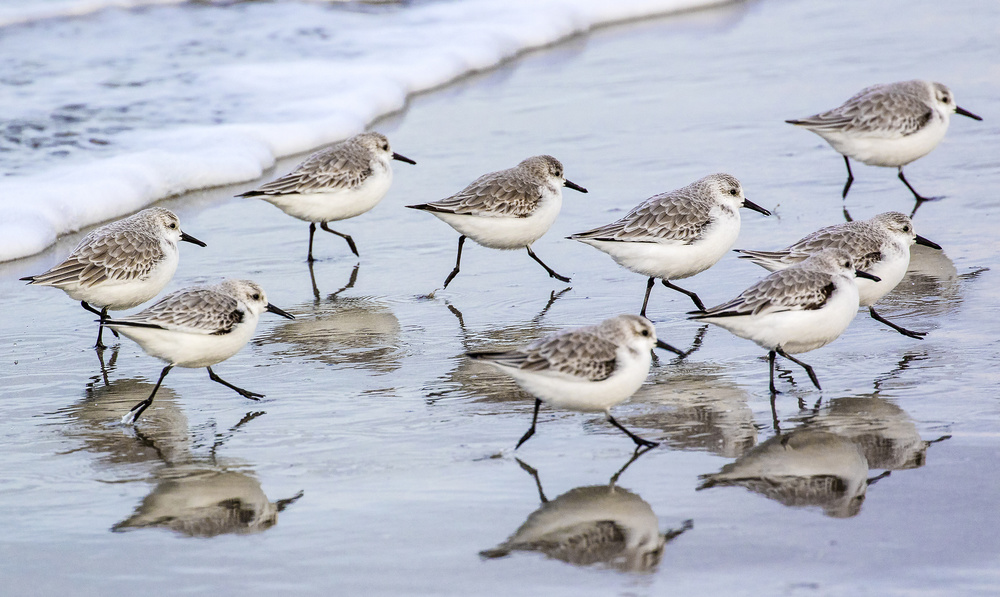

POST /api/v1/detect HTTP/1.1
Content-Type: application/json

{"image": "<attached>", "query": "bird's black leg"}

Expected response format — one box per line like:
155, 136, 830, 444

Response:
869, 306, 926, 339
307, 222, 317, 263
124, 364, 173, 424
443, 235, 467, 289
606, 412, 658, 448
640, 277, 655, 318
842, 156, 855, 199
661, 279, 706, 311
768, 350, 779, 395
515, 398, 542, 449
207, 366, 264, 400
526, 246, 570, 283
776, 348, 821, 390
320, 222, 359, 257
898, 167, 931, 203
81, 301, 116, 349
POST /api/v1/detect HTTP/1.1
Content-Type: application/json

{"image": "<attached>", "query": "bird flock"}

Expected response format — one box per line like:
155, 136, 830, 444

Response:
21, 80, 979, 449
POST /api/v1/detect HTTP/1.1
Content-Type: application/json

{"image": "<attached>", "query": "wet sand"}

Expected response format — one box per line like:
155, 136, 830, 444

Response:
2, 0, 999, 594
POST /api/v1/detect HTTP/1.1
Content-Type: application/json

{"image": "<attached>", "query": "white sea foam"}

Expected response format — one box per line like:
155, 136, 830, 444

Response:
0, 0, 730, 262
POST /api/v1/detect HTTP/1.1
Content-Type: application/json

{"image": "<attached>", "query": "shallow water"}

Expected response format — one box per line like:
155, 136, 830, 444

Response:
2, 0, 1000, 594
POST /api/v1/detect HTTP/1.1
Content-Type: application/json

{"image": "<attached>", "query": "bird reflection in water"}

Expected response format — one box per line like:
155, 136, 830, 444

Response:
59, 375, 302, 536
794, 354, 951, 471
627, 364, 758, 458
481, 449, 692, 572
260, 264, 403, 373
113, 465, 302, 537
697, 428, 886, 518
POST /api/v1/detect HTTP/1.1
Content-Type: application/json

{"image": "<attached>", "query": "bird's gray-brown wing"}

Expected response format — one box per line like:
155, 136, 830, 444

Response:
25, 228, 164, 288
570, 189, 713, 244
692, 267, 835, 318
470, 328, 619, 381
415, 168, 543, 218
241, 143, 372, 196
106, 288, 243, 335
739, 221, 882, 269
789, 84, 933, 137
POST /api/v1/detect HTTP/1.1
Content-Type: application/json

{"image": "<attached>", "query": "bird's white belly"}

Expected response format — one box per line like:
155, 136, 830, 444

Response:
112, 318, 258, 369
502, 350, 651, 412
856, 247, 909, 306
63, 252, 178, 311
707, 284, 860, 354
261, 172, 392, 223
821, 118, 948, 167
430, 195, 563, 250
579, 218, 739, 280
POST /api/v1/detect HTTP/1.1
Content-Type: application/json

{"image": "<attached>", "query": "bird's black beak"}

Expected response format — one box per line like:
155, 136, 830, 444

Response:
266, 303, 295, 319
742, 198, 771, 216
655, 339, 684, 356
914, 234, 942, 250
855, 269, 881, 282
564, 179, 588, 193
955, 105, 983, 121
392, 152, 417, 165
180, 232, 207, 247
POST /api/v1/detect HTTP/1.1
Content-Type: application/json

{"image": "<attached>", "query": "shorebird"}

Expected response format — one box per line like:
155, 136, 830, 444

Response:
106, 279, 294, 424
786, 80, 981, 204
569, 173, 769, 315
736, 211, 940, 338
468, 314, 679, 449
407, 155, 586, 288
239, 132, 415, 261
20, 207, 205, 349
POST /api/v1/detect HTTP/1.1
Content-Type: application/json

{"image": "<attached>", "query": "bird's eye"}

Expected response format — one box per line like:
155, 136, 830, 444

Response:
641, 329, 650, 337
251, 293, 260, 301
169, 222, 177, 229
844, 261, 851, 268
903, 225, 910, 232
729, 189, 738, 196
382, 143, 389, 150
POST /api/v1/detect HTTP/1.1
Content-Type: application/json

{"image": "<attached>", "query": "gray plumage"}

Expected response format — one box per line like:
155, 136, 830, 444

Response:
23, 208, 181, 288
469, 319, 625, 382
787, 80, 936, 136
570, 174, 743, 244
239, 133, 389, 197
692, 251, 847, 318
107, 283, 252, 335
411, 155, 567, 218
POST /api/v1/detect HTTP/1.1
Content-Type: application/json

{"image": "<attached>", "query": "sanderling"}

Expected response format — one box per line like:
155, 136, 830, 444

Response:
105, 279, 294, 424
407, 155, 587, 288
20, 207, 206, 350
238, 132, 415, 261
697, 429, 871, 518
568, 173, 770, 315
736, 211, 941, 339
467, 314, 679, 449
480, 458, 692, 571
690, 248, 879, 394
786, 80, 982, 203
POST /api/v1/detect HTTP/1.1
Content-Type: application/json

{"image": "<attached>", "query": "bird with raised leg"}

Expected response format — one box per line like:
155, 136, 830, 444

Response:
468, 314, 680, 449
690, 248, 879, 397
105, 279, 294, 424
407, 155, 586, 289
736, 211, 941, 339
239, 131, 415, 262
786, 80, 981, 213
20, 208, 205, 350
569, 173, 770, 317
